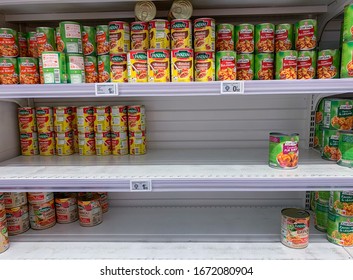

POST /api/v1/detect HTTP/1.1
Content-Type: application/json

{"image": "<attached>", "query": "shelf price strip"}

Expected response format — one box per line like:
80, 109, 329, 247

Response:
130, 179, 152, 192
95, 83, 119, 96
220, 81, 244, 94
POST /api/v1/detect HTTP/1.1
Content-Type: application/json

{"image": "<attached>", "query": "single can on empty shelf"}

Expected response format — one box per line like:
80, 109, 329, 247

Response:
268, 132, 299, 169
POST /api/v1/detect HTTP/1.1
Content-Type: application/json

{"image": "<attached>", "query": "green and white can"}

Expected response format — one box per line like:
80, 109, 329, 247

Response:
330, 191, 353, 216
235, 24, 254, 54
255, 23, 275, 53
321, 128, 340, 161
236, 53, 254, 80
36, 27, 56, 57
269, 132, 299, 169
317, 49, 340, 79
66, 54, 85, 84
254, 53, 274, 80
97, 55, 111, 83
0, 27, 19, 57
275, 23, 293, 52
327, 210, 353, 247
59, 21, 83, 54
295, 19, 317, 51
342, 4, 353, 42
315, 200, 329, 232
340, 41, 353, 78
82, 26, 97, 56
297, 50, 316, 79
275, 50, 297, 80
337, 130, 353, 168
315, 191, 330, 204
323, 99, 353, 130
216, 50, 236, 81
314, 124, 323, 150
42, 51, 67, 84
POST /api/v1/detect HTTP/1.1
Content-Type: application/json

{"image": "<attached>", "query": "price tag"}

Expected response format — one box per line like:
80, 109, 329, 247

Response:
221, 81, 244, 94
130, 180, 152, 192
95, 83, 118, 96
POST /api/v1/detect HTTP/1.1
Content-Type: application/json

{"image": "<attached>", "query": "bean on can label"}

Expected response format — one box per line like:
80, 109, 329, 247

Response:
317, 49, 340, 79
127, 50, 148, 83
295, 19, 317, 51
110, 53, 128, 82
254, 53, 274, 80
235, 24, 254, 54
340, 41, 353, 78
297, 50, 316, 80
27, 31, 38, 58
275, 23, 293, 52
342, 4, 353, 42
269, 132, 299, 169
0, 218, 9, 253
236, 53, 254, 80
194, 18, 215, 52
0, 28, 19, 57
216, 23, 234, 51
171, 48, 194, 82
255, 23, 275, 53
0, 57, 19, 84
18, 57, 39, 84
130, 21, 149, 51
276, 50, 297, 80
18, 32, 28, 57
128, 105, 146, 132
216, 51, 236, 81
171, 19, 192, 49
323, 99, 353, 130
109, 21, 130, 54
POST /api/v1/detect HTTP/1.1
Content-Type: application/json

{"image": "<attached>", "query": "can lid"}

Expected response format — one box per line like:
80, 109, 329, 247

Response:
171, 0, 193, 20
281, 208, 310, 218
135, 1, 156, 22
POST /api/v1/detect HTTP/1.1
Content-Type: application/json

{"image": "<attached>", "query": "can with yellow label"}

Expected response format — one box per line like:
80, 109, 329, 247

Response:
149, 19, 170, 49
95, 131, 112, 156
171, 19, 192, 49
77, 106, 94, 133
131, 21, 149, 50
171, 48, 193, 82
129, 131, 147, 155
147, 49, 170, 82
94, 106, 111, 133
127, 50, 148, 83
55, 131, 74, 156
54, 106, 72, 133
111, 131, 128, 155
20, 132, 39, 156
38, 131, 55, 156
111, 105, 128, 132
79, 132, 96, 156
110, 53, 128, 82
194, 18, 215, 52
194, 51, 215, 82
109, 21, 130, 54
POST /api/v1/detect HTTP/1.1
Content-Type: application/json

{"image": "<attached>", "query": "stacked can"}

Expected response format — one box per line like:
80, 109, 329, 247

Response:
128, 105, 147, 155
97, 192, 109, 213
111, 105, 128, 155
235, 23, 254, 81
0, 193, 9, 254
36, 106, 55, 156
82, 26, 98, 83
77, 106, 95, 156
54, 106, 74, 156
77, 193, 103, 227
28, 192, 56, 230
18, 107, 39, 156
54, 192, 78, 224
341, 4, 353, 78
94, 106, 112, 156
254, 23, 274, 80
275, 23, 293, 53
0, 28, 19, 84
313, 191, 330, 232
4, 192, 30, 235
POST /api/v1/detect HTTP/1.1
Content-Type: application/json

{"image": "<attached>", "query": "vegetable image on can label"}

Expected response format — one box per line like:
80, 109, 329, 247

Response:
0, 28, 19, 57
269, 133, 299, 169
295, 19, 317, 51
82, 26, 96, 56
171, 20, 192, 49
131, 22, 149, 50
194, 18, 215, 52
297, 51, 316, 80
317, 49, 340, 79
109, 21, 130, 54
235, 24, 254, 54
0, 58, 19, 84
18, 57, 40, 84
275, 24, 293, 52
110, 53, 128, 83
322, 129, 340, 161
276, 50, 297, 80
147, 49, 170, 82
216, 51, 236, 81
216, 23, 234, 51
84, 56, 98, 83
255, 23, 275, 53
255, 53, 274, 80
36, 27, 56, 56
96, 25, 110, 55
323, 99, 353, 130
236, 53, 254, 80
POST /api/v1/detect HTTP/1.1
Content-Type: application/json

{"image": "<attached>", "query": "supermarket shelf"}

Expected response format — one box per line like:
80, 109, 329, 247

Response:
0, 149, 352, 191
1, 79, 353, 99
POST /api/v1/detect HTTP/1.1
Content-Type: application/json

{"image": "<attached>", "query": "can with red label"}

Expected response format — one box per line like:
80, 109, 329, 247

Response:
84, 55, 98, 83
297, 50, 317, 80
149, 19, 171, 49
36, 27, 56, 57
77, 106, 94, 133
94, 106, 111, 133
38, 131, 55, 156
79, 132, 96, 156
111, 131, 128, 155
97, 192, 109, 213
98, 54, 111, 82
128, 105, 146, 132
4, 192, 27, 208
129, 131, 147, 155
82, 26, 96, 56
110, 53, 128, 82
216, 23, 234, 51
18, 107, 36, 133
109, 21, 130, 54
111, 105, 128, 132
171, 19, 192, 49
18, 32, 28, 57
20, 132, 39, 156
96, 25, 110, 55
0, 57, 19, 84
55, 193, 78, 224
147, 48, 170, 82
55, 130, 74, 156
0, 27, 19, 57
171, 48, 194, 82
194, 51, 215, 82
194, 18, 215, 52
127, 50, 148, 83
6, 204, 30, 235
0, 218, 9, 253
78, 193, 103, 227
236, 53, 254, 80
216, 51, 236, 81
28, 192, 54, 204
54, 106, 72, 133
131, 21, 149, 50
27, 31, 38, 58
29, 199, 56, 230
95, 131, 112, 156
36, 107, 53, 133
235, 24, 254, 54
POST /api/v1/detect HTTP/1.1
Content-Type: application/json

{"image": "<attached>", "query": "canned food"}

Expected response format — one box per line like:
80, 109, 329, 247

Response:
20, 132, 39, 156
134, 0, 156, 22
0, 194, 5, 221
315, 200, 329, 232
323, 99, 353, 130
29, 199, 56, 230
59, 21, 83, 54
96, 25, 110, 55
98, 54, 111, 82
42, 51, 67, 84
84, 56, 98, 83
297, 50, 317, 80
171, 19, 192, 49
38, 57, 44, 84
295, 19, 317, 51
149, 19, 170, 49
338, 130, 353, 167
341, 41, 353, 78
129, 131, 147, 155
216, 51, 236, 81
18, 32, 28, 57
27, 31, 38, 58
111, 105, 128, 132
6, 204, 30, 235
281, 208, 310, 249
28, 192, 54, 204
36, 107, 53, 133
97, 192, 109, 213
131, 21, 149, 50
54, 106, 72, 133
330, 191, 353, 216
255, 23, 275, 53
0, 218, 9, 253
316, 99, 324, 125
55, 193, 78, 224
128, 105, 146, 132
127, 50, 148, 83
317, 49, 340, 79
194, 51, 215, 82
38, 132, 55, 156
18, 57, 39, 84
275, 50, 297, 80
315, 191, 330, 203
171, 48, 193, 82
73, 129, 79, 153
269, 132, 299, 169
254, 53, 274, 80
321, 129, 340, 161
236, 53, 254, 80
79, 132, 96, 156
94, 106, 111, 133
342, 4, 353, 42
82, 26, 96, 56
69, 106, 77, 134
55, 131, 74, 156
0, 57, 19, 84
314, 124, 323, 150
36, 27, 56, 56
194, 18, 215, 52
111, 131, 129, 155
18, 107, 36, 133
216, 24, 234, 51
235, 24, 254, 54
55, 26, 64, 53
4, 192, 27, 208
0, 28, 19, 57
66, 54, 85, 83
275, 23, 293, 52
110, 53, 128, 82
327, 210, 353, 246
169, 0, 193, 20
95, 132, 112, 156
78, 193, 103, 227
147, 49, 170, 82
109, 21, 130, 54
77, 106, 94, 133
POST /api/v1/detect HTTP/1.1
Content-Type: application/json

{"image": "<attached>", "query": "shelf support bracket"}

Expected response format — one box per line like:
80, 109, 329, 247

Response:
0, 98, 29, 107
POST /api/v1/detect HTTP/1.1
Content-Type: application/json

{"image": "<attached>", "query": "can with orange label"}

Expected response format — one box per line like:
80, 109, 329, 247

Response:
97, 192, 109, 213
128, 105, 146, 132
194, 18, 215, 52
55, 131, 74, 156
131, 21, 149, 50
79, 132, 96, 156
6, 204, 30, 235
171, 19, 192, 49
109, 21, 130, 54
94, 106, 111, 133
111, 105, 128, 132
171, 48, 193, 82
18, 107, 36, 133
147, 49, 170, 82
95, 131, 112, 156
84, 55, 98, 83
36, 106, 53, 133
29, 199, 56, 230
77, 106, 94, 133
127, 50, 148, 83
20, 132, 39, 156
4, 192, 27, 208
55, 193, 78, 224
78, 193, 103, 227
38, 132, 55, 156
149, 19, 170, 49
54, 106, 72, 133
129, 131, 147, 155
28, 192, 54, 204
111, 131, 129, 155
110, 53, 128, 82
194, 51, 215, 82
96, 25, 110, 55
97, 54, 111, 82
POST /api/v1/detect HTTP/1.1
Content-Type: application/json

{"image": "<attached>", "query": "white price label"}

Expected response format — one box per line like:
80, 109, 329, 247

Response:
130, 180, 152, 192
95, 83, 118, 96
221, 81, 244, 94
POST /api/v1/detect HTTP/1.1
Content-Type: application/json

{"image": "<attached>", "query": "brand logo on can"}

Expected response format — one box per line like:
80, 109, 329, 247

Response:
195, 21, 208, 28
133, 52, 147, 60
196, 53, 210, 60
172, 22, 187, 29
175, 50, 191, 58
111, 55, 125, 62
131, 24, 144, 31
151, 52, 167, 58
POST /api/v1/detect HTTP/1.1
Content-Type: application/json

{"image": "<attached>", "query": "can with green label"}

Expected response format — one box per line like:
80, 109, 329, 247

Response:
295, 19, 317, 51
316, 98, 324, 125
310, 191, 316, 211
268, 132, 299, 169
235, 24, 254, 54
327, 210, 353, 246
36, 27, 56, 57
18, 57, 39, 84
337, 130, 353, 168
321, 128, 340, 161
84, 56, 98, 83
59, 21, 83, 54
27, 31, 38, 58
82, 26, 97, 56
297, 50, 316, 79
97, 55, 111, 83
255, 23, 275, 53
314, 124, 323, 150
342, 4, 353, 42
236, 53, 254, 80
315, 191, 330, 204
315, 200, 329, 232
216, 50, 236, 81
323, 99, 353, 130
275, 23, 293, 52
96, 25, 110, 56
330, 191, 353, 216
216, 23, 234, 51
340, 41, 353, 78
275, 50, 297, 80
254, 53, 274, 80
18, 32, 28, 57
42, 51, 67, 84
0, 57, 19, 84
317, 49, 340, 79
0, 28, 19, 57
66, 54, 85, 84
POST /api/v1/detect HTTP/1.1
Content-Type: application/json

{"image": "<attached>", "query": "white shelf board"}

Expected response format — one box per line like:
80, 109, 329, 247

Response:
0, 149, 352, 191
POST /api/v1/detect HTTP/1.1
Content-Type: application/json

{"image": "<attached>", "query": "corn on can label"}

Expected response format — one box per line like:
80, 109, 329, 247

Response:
111, 131, 128, 155
18, 57, 39, 84
171, 19, 192, 49
55, 131, 74, 156
18, 32, 28, 57
317, 49, 340, 79
216, 51, 236, 81
59, 21, 83, 54
216, 23, 234, 51
96, 25, 110, 55
342, 4, 353, 42
54, 106, 72, 133
20, 132, 39, 156
55, 194, 78, 224
28, 31, 38, 58
323, 99, 353, 130
78, 194, 103, 227
194, 18, 215, 52
29, 199, 56, 230
275, 24, 293, 52
79, 132, 96, 156
36, 27, 56, 57
269, 132, 299, 169
131, 21, 149, 50
18, 107, 36, 133
297, 50, 316, 80
97, 192, 109, 213
149, 19, 170, 49
321, 129, 340, 161
66, 54, 85, 83
330, 191, 353, 216
128, 105, 146, 131
0, 28, 19, 57
295, 19, 317, 51
337, 131, 353, 167
341, 42, 353, 78
28, 192, 54, 204
0, 57, 19, 84
127, 50, 148, 82
109, 21, 130, 54
4, 192, 27, 208
235, 24, 254, 54
254, 53, 274, 80
194, 51, 215, 82
77, 106, 94, 133
94, 106, 111, 133
84, 55, 98, 83
38, 132, 55, 156
255, 23, 275, 53
82, 26, 96, 56
276, 50, 297, 80
236, 53, 254, 80
147, 49, 170, 82
171, 48, 193, 82
95, 131, 112, 156
327, 210, 353, 247
55, 27, 64, 53
110, 53, 128, 82
98, 54, 111, 82
0, 219, 9, 253
42, 51, 67, 84
111, 105, 128, 132
6, 204, 30, 235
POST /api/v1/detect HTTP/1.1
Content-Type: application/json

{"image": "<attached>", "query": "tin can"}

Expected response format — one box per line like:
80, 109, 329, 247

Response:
281, 208, 310, 249
6, 204, 30, 235
66, 54, 85, 83
109, 21, 130, 54
36, 27, 56, 56
0, 27, 19, 57
18, 32, 28, 57
55, 193, 78, 224
38, 57, 44, 84
79, 132, 96, 156
171, 19, 192, 49
4, 192, 27, 208
96, 25, 110, 55
70, 106, 77, 131
29, 199, 56, 230
314, 200, 329, 232
194, 51, 215, 82
216, 23, 234, 51
342, 4, 353, 42
295, 19, 317, 51
235, 24, 254, 54
78, 193, 103, 227
55, 26, 64, 53
236, 53, 254, 80
171, 48, 193, 82
59, 21, 83, 54
42, 51, 67, 84
98, 54, 111, 82
111, 131, 129, 155
255, 23, 275, 53
27, 31, 38, 58
95, 132, 112, 156
28, 192, 54, 204
194, 18, 215, 52
84, 56, 98, 83
315, 191, 330, 204
130, 21, 149, 51
110, 53, 128, 82
20, 132, 39, 156
327, 210, 353, 246
275, 50, 297, 80
18, 57, 39, 84
321, 129, 340, 161
330, 191, 353, 216
317, 49, 340, 79
128, 105, 146, 132
314, 124, 323, 150
147, 48, 170, 82
18, 107, 36, 133
54, 106, 72, 133
73, 129, 79, 153
127, 50, 148, 83
94, 106, 111, 133
0, 218, 9, 253
169, 0, 193, 20
323, 99, 353, 130
77, 106, 94, 133
316, 97, 324, 126
38, 132, 55, 156
97, 192, 109, 213
275, 23, 293, 52
111, 105, 128, 132
149, 19, 170, 49
337, 130, 353, 167
82, 26, 96, 56
297, 50, 317, 80
129, 131, 147, 155
216, 51, 236, 81
0, 57, 19, 84
0, 194, 5, 221
134, 1, 156, 22
269, 132, 299, 169
341, 42, 353, 78
254, 53, 274, 80
55, 131, 74, 156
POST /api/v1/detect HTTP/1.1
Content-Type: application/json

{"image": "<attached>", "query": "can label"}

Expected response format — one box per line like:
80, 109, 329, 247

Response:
18, 32, 28, 57
147, 49, 170, 82
127, 50, 148, 82
109, 21, 130, 54
111, 131, 128, 155
327, 210, 353, 247
84, 56, 98, 83
4, 192, 27, 208
269, 133, 299, 169
0, 28, 19, 57
235, 24, 254, 54
96, 25, 110, 55
20, 132, 39, 156
6, 204, 30, 235
321, 129, 340, 161
0, 218, 9, 253
111, 105, 128, 132
94, 106, 111, 133
18, 57, 39, 84
18, 107, 36, 133
36, 27, 56, 56
54, 106, 72, 133
78, 194, 103, 227
323, 99, 353, 130
95, 131, 112, 156
38, 132, 55, 156
275, 24, 293, 52
55, 193, 78, 224
341, 42, 353, 78
0, 57, 19, 84
255, 23, 275, 53
55, 131, 74, 156
275, 50, 297, 80
149, 20, 170, 49
66, 54, 85, 83
171, 48, 193, 82
337, 131, 353, 167
330, 191, 353, 216
314, 124, 323, 150
98, 54, 111, 82
128, 105, 146, 131
59, 21, 83, 54
42, 51, 67, 84
0, 194, 5, 221
97, 192, 109, 213
297, 50, 316, 80
131, 21, 149, 50
27, 32, 38, 58
295, 19, 317, 50
70, 106, 77, 131
216, 23, 234, 51
110, 53, 128, 82
29, 199, 56, 230
28, 192, 54, 204
171, 19, 192, 49
236, 53, 254, 80
38, 57, 44, 84
342, 4, 353, 42
216, 51, 236, 81
79, 132, 96, 156
129, 131, 146, 155
56, 27, 64, 52
317, 49, 340, 79
194, 51, 215, 82
314, 200, 329, 232
82, 26, 96, 56
194, 18, 215, 51
254, 53, 274, 80
77, 106, 94, 133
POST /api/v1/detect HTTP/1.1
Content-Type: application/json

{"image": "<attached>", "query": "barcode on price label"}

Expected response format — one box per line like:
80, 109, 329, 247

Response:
95, 83, 118, 96
221, 81, 244, 94
130, 180, 152, 192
